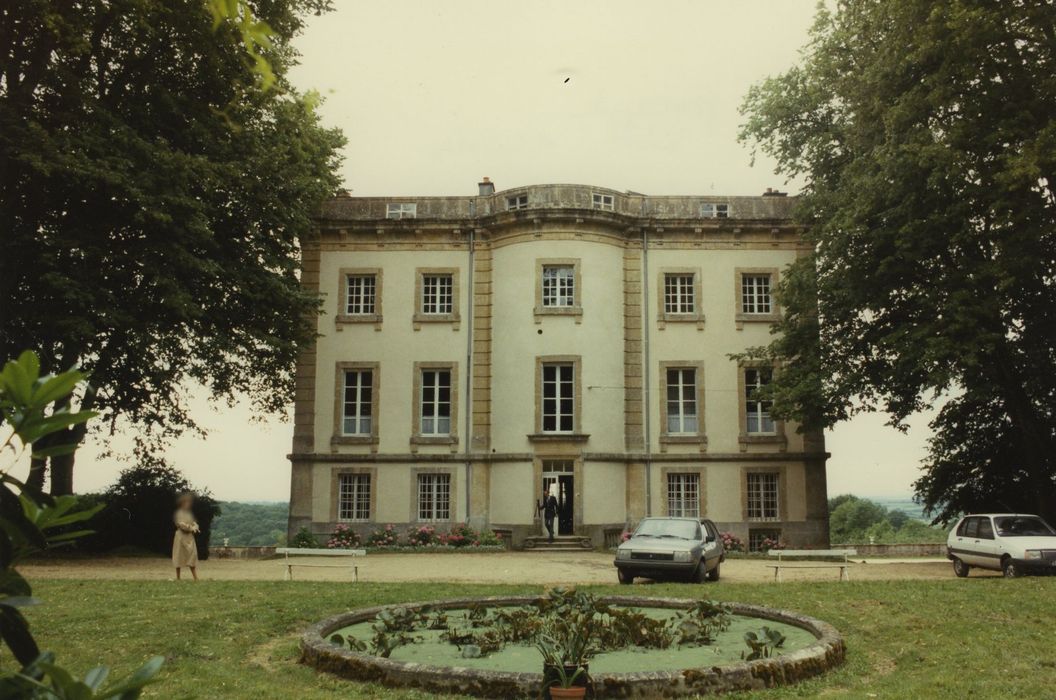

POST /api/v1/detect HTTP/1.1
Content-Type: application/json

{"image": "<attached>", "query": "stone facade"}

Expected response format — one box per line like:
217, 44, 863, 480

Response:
287, 182, 830, 548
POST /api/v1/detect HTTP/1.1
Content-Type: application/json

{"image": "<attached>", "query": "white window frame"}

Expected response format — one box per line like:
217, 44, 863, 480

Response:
741, 274, 773, 315
592, 193, 614, 211
341, 370, 373, 436
667, 473, 700, 518
541, 265, 575, 308
386, 202, 417, 219
744, 368, 775, 435
507, 193, 529, 210
663, 273, 695, 314
345, 274, 376, 315
338, 473, 371, 521
701, 202, 729, 218
421, 274, 454, 315
417, 473, 451, 521
746, 473, 780, 520
665, 368, 699, 434
419, 369, 452, 436
541, 363, 574, 433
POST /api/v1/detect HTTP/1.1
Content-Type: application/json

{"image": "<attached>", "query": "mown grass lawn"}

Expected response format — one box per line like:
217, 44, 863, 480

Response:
13, 577, 1056, 699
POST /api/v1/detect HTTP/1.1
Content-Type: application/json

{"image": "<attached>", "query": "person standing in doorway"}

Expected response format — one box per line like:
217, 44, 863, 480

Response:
537, 487, 558, 543
172, 492, 200, 581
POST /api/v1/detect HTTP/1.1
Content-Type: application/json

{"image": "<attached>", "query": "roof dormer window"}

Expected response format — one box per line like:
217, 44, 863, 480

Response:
701, 202, 729, 219
507, 194, 529, 211
592, 193, 614, 211
386, 202, 417, 219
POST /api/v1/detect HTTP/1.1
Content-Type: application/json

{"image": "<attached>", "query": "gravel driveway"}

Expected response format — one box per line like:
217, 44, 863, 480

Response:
21, 551, 977, 584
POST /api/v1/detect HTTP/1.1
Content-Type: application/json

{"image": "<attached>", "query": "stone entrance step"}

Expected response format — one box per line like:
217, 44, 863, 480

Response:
523, 535, 594, 552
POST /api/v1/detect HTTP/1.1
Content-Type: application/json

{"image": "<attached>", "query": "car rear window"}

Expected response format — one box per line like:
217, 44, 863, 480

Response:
977, 518, 994, 539
963, 518, 979, 538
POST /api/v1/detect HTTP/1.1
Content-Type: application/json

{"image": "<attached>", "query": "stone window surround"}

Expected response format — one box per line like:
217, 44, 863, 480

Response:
329, 466, 378, 522
660, 466, 706, 518
741, 465, 788, 522
735, 267, 781, 328
410, 361, 459, 451
411, 466, 457, 523
331, 361, 380, 450
336, 268, 383, 330
534, 258, 583, 323
658, 361, 707, 451
657, 267, 704, 330
529, 355, 588, 442
737, 361, 787, 451
413, 267, 461, 330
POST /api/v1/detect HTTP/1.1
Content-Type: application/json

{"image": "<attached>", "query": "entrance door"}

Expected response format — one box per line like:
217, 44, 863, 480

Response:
542, 461, 574, 536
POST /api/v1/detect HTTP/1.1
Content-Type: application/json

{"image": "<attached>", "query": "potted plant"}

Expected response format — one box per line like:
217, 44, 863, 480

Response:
536, 632, 591, 699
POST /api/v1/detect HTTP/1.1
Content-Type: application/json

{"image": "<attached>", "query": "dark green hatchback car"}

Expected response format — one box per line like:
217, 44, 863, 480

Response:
614, 517, 725, 584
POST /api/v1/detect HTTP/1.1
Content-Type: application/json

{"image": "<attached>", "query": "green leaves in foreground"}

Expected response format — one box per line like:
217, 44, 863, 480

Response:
0, 350, 162, 697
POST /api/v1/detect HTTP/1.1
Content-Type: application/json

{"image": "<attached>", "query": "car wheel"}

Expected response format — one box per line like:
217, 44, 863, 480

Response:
1002, 557, 1021, 579
693, 560, 708, 583
952, 558, 970, 578
706, 562, 720, 582
617, 569, 634, 585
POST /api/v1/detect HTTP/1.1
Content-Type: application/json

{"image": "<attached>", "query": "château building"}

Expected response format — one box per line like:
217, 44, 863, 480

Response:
287, 180, 830, 550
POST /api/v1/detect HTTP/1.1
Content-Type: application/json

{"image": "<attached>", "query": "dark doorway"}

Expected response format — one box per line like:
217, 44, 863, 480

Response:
557, 474, 574, 535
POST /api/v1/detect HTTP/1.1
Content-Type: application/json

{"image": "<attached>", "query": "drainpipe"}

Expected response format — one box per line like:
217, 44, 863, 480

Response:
641, 224, 652, 517
464, 222, 475, 525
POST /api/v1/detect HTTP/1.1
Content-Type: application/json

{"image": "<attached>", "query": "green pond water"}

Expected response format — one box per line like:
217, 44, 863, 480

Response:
330, 606, 817, 673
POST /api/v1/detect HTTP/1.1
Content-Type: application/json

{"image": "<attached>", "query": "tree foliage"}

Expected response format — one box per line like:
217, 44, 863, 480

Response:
210, 501, 287, 546
828, 495, 947, 544
740, 1, 1056, 523
0, 0, 345, 493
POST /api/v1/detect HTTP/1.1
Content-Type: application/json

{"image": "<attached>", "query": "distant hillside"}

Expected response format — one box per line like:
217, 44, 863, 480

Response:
211, 501, 289, 546
869, 498, 928, 521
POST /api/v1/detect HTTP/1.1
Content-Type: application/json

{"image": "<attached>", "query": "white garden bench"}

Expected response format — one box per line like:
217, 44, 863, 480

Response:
275, 547, 366, 581
766, 549, 857, 582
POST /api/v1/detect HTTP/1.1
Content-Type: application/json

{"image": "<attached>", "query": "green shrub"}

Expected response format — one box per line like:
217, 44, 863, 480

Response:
290, 527, 319, 548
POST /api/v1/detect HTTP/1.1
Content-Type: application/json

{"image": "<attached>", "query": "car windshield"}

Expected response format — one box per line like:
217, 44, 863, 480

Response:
633, 519, 700, 540
994, 516, 1056, 537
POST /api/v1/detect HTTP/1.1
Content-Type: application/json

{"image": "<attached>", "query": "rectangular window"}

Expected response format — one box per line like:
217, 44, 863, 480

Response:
338, 473, 371, 521
507, 194, 529, 210
386, 203, 417, 219
664, 274, 695, 314
421, 274, 454, 315
746, 473, 779, 520
701, 203, 729, 218
667, 473, 700, 518
345, 274, 376, 315
420, 369, 452, 436
741, 274, 773, 315
541, 363, 574, 432
748, 528, 781, 552
592, 193, 614, 211
744, 368, 775, 434
542, 265, 575, 308
666, 368, 699, 434
417, 473, 451, 521
341, 370, 373, 435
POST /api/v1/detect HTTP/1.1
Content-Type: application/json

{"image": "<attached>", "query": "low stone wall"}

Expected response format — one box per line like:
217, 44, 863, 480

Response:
208, 546, 276, 559
301, 595, 845, 699
833, 543, 946, 557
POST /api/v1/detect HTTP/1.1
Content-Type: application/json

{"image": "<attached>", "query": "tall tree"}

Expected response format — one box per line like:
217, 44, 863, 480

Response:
739, 1, 1056, 523
0, 1, 345, 492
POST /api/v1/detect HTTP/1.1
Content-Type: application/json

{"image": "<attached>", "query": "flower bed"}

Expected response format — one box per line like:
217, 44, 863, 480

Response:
322, 523, 507, 553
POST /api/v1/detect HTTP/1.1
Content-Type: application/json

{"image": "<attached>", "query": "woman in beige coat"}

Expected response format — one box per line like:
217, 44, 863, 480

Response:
172, 492, 200, 581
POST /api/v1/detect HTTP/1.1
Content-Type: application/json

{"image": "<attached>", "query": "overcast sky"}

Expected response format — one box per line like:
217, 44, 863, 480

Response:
16, 0, 938, 502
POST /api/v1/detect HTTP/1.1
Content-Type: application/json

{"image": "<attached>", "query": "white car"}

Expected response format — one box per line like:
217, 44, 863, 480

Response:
946, 513, 1056, 578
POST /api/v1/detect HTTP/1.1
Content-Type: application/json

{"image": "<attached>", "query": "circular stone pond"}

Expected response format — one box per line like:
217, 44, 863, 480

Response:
302, 595, 844, 698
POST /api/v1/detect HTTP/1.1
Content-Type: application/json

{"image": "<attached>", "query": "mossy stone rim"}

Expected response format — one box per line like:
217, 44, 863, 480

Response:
301, 595, 845, 698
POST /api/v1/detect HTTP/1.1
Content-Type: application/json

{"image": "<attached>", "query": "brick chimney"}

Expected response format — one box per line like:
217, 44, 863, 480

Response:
478, 177, 495, 196
762, 187, 787, 197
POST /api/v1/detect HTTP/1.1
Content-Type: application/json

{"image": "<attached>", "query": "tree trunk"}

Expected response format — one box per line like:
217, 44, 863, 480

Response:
26, 455, 46, 493
49, 451, 76, 496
